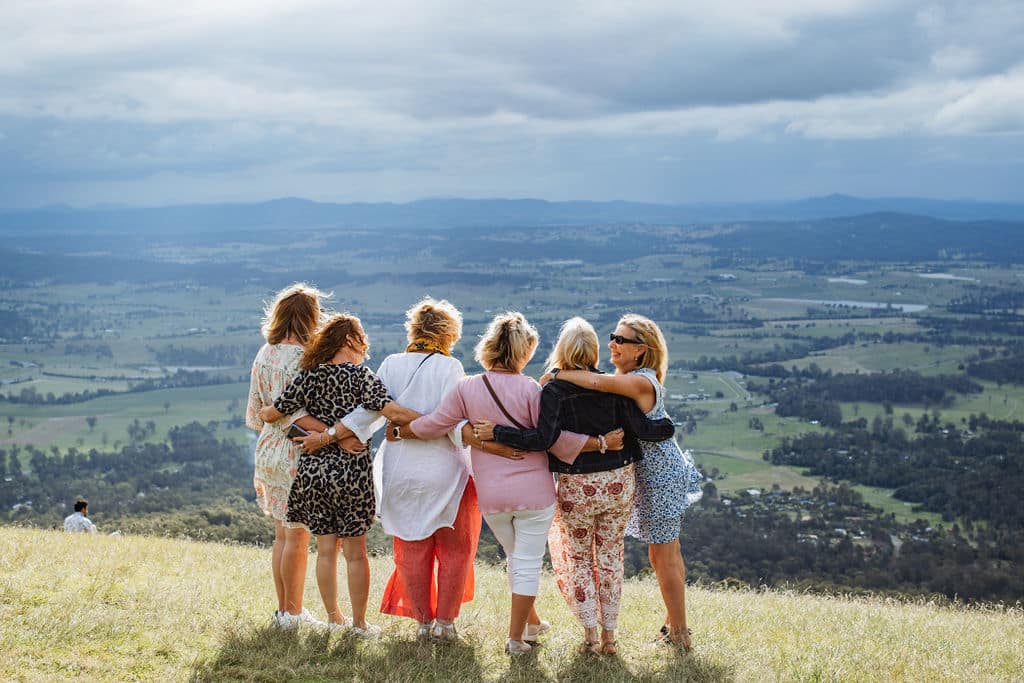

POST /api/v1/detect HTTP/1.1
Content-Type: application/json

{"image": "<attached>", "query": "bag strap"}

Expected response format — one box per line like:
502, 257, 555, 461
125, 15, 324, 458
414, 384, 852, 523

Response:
481, 374, 528, 430
392, 351, 437, 401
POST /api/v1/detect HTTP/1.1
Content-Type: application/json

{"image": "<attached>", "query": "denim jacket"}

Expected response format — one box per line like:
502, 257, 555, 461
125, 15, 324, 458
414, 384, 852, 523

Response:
492, 377, 675, 474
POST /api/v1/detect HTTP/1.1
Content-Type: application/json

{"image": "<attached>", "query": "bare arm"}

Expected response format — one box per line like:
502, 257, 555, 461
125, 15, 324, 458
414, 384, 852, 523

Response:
460, 423, 523, 460
475, 421, 623, 452
294, 415, 328, 432
381, 402, 423, 426
555, 370, 655, 411
259, 405, 285, 423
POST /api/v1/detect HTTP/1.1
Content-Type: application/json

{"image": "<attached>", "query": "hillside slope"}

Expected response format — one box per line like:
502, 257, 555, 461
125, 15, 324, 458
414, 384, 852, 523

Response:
1, 527, 1020, 682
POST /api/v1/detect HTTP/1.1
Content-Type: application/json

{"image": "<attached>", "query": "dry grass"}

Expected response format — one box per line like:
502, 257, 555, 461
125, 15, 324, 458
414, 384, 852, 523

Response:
1, 527, 1021, 682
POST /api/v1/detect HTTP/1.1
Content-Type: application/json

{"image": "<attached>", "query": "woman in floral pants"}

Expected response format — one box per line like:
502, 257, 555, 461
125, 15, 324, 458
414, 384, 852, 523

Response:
479, 317, 675, 655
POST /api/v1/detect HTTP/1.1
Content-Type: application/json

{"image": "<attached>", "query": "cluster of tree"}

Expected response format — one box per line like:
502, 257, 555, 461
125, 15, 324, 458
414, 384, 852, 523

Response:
0, 309, 52, 341
765, 415, 1024, 529
672, 486, 1023, 603
64, 341, 114, 359
772, 391, 844, 426
673, 334, 857, 375
0, 423, 247, 519
705, 213, 1024, 264
918, 314, 1024, 338
0, 369, 242, 405
747, 370, 982, 425
148, 343, 253, 367
948, 286, 1024, 315
966, 351, 1024, 386
800, 370, 978, 404
4, 424, 1021, 602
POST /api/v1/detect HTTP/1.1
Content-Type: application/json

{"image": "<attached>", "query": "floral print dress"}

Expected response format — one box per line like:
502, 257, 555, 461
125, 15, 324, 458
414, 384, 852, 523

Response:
626, 368, 705, 544
245, 342, 307, 525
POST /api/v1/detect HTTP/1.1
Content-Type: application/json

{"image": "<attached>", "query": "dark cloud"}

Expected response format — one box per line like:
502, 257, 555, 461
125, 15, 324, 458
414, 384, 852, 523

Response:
0, 1, 1021, 206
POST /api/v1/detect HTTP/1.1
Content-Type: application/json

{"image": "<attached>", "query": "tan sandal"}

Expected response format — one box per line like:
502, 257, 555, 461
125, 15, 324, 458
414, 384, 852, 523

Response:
581, 639, 602, 656
601, 639, 618, 655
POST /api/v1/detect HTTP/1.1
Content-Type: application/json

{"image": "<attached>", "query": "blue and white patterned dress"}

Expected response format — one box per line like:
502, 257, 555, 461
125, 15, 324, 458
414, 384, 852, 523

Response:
625, 368, 704, 544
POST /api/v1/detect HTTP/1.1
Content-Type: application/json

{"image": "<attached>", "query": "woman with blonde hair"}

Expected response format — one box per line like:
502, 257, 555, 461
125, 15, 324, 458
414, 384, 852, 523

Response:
394, 312, 620, 655
477, 316, 676, 655
245, 282, 335, 627
314, 297, 482, 641
546, 314, 704, 651
260, 313, 418, 637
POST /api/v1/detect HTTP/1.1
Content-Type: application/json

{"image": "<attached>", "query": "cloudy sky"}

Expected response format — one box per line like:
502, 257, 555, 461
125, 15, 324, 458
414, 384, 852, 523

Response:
2, 0, 1022, 207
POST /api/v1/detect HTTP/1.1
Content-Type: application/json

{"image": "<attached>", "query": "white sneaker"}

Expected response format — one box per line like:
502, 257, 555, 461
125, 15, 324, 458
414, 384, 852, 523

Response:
505, 639, 532, 656
275, 609, 326, 629
327, 617, 353, 633
522, 620, 550, 642
351, 623, 382, 640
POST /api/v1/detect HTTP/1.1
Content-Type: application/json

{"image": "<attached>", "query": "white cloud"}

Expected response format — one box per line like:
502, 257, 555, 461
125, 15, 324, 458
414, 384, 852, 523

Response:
0, 1, 1021, 204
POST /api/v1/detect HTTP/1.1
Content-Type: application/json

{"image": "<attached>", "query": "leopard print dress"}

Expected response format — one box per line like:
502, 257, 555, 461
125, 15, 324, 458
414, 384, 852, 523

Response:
274, 362, 391, 537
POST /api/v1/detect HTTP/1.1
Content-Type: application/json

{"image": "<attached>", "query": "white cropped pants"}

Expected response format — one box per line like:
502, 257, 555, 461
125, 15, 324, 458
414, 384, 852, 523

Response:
483, 504, 556, 596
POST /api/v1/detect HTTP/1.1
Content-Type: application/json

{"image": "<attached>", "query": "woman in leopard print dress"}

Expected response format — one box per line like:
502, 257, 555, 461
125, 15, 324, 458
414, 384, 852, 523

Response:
260, 313, 417, 636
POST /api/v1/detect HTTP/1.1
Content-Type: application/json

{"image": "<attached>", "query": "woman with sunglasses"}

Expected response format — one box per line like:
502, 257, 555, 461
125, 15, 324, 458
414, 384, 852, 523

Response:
546, 314, 704, 651
394, 312, 624, 656
475, 317, 677, 655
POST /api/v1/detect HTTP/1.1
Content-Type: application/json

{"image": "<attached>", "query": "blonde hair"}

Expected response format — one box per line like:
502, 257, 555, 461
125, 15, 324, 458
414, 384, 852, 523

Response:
475, 312, 539, 372
405, 297, 463, 351
301, 313, 368, 370
546, 317, 599, 372
261, 283, 327, 345
618, 313, 668, 383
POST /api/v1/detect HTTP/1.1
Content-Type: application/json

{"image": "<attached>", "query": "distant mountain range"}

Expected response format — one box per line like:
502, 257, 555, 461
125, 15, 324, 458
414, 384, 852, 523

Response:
2, 194, 1023, 234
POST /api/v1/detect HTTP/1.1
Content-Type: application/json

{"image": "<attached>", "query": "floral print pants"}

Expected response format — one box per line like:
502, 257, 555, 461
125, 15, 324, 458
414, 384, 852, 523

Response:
548, 464, 635, 630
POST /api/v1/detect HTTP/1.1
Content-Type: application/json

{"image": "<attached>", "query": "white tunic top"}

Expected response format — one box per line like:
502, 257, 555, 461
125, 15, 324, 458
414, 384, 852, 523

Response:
344, 352, 470, 541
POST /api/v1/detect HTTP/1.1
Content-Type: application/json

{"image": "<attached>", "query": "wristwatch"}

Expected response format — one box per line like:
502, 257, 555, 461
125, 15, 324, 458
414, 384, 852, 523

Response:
326, 425, 337, 442
392, 425, 403, 440
550, 368, 560, 378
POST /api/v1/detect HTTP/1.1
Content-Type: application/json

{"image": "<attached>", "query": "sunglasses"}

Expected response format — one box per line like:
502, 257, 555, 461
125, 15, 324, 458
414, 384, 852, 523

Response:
609, 333, 644, 345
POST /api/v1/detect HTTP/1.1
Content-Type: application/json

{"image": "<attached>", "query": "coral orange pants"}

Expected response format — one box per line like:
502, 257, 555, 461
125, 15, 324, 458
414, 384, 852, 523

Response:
380, 478, 481, 622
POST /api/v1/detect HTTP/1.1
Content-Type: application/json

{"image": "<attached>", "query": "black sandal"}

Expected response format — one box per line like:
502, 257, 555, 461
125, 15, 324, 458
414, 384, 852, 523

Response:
655, 625, 693, 651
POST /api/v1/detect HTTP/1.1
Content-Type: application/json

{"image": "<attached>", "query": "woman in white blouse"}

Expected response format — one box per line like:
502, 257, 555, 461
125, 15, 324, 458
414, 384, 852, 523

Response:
305, 298, 506, 641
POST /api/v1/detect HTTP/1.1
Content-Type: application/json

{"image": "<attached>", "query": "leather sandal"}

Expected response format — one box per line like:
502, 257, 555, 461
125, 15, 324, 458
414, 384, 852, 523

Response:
655, 625, 693, 652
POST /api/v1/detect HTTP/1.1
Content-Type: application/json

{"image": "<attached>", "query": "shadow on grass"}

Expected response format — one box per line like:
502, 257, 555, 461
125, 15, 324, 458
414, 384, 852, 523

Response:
554, 646, 735, 683
191, 624, 486, 683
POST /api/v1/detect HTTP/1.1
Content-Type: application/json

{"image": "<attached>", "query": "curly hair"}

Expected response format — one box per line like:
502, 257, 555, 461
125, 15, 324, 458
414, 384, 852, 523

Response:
261, 282, 328, 345
405, 297, 463, 350
300, 313, 368, 370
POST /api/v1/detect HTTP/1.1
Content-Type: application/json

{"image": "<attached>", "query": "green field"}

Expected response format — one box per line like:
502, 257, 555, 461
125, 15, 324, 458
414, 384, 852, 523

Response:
0, 383, 249, 451
2, 237, 1020, 538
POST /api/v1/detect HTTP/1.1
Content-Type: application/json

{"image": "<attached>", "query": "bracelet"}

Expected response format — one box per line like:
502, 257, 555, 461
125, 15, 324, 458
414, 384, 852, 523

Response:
319, 433, 325, 446
598, 434, 607, 454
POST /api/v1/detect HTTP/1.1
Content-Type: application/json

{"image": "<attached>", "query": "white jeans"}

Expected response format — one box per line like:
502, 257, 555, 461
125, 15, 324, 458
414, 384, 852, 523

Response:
483, 504, 556, 596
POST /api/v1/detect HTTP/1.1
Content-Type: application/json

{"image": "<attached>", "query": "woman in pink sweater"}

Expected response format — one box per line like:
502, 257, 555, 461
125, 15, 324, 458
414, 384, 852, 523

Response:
396, 312, 620, 656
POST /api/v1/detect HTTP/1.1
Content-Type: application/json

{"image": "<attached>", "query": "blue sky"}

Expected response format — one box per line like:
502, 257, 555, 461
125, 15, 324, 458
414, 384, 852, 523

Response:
2, 1, 1022, 207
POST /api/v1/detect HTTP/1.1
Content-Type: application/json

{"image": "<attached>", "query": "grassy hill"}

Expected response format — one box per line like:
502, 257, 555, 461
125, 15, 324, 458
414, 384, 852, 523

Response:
1, 528, 1021, 682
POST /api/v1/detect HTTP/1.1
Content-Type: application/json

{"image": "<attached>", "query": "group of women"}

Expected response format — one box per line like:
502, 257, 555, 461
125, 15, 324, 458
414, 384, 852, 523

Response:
245, 283, 704, 656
